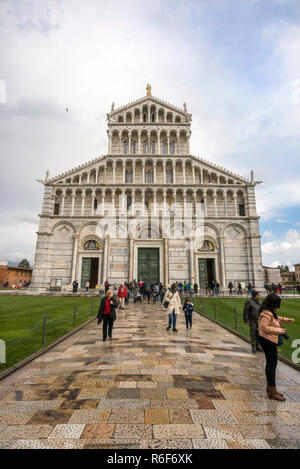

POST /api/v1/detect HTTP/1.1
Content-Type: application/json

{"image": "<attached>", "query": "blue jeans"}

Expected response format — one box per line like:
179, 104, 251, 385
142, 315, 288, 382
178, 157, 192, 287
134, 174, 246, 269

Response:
168, 310, 177, 329
185, 314, 192, 329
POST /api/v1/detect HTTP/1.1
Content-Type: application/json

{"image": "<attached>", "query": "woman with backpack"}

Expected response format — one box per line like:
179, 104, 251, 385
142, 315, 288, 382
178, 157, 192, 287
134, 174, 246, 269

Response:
258, 293, 295, 401
163, 283, 182, 332
97, 290, 118, 342
183, 298, 194, 330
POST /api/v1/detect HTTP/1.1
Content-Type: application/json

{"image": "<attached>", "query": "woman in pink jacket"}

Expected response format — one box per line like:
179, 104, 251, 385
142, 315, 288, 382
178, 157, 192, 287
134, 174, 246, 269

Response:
258, 293, 295, 401
117, 284, 128, 310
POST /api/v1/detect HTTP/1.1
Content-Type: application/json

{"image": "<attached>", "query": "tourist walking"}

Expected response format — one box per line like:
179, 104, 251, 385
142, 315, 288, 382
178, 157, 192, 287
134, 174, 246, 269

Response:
117, 283, 128, 309
194, 282, 198, 296
85, 281, 89, 293
183, 298, 194, 330
228, 281, 233, 295
97, 289, 118, 342
237, 282, 242, 295
258, 293, 295, 401
206, 280, 210, 296
243, 291, 262, 353
104, 280, 110, 293
163, 283, 182, 332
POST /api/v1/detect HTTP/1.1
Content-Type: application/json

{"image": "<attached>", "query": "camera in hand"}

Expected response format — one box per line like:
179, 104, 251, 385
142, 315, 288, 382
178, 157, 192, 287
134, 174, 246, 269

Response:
282, 333, 290, 340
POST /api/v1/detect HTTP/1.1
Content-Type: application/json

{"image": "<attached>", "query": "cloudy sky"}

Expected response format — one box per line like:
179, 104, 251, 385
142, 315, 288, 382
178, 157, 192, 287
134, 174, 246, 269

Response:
0, 0, 300, 269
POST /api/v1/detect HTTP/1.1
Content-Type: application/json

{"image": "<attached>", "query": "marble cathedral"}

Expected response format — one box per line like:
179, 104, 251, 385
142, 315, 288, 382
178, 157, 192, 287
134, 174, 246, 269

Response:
31, 85, 263, 292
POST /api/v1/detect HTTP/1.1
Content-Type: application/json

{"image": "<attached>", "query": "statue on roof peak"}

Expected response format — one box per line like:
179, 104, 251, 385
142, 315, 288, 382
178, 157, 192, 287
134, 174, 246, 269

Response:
146, 84, 152, 96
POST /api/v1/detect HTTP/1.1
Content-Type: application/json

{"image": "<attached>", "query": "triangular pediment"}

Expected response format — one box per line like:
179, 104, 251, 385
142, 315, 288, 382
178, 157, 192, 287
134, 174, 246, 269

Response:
108, 94, 190, 119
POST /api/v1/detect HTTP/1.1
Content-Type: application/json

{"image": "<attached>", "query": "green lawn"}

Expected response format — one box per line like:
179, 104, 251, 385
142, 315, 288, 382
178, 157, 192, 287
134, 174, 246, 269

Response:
0, 296, 100, 372
192, 297, 300, 362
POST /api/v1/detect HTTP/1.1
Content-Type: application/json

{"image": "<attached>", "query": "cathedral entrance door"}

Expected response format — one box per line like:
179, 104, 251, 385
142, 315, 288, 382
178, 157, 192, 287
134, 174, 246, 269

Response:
198, 259, 216, 290
81, 257, 99, 288
138, 248, 159, 285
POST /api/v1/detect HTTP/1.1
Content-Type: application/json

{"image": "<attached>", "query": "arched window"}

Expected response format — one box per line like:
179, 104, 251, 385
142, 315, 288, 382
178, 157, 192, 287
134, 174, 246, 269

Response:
125, 170, 133, 183
151, 113, 155, 122
143, 141, 147, 154
146, 171, 153, 183
170, 141, 175, 154
124, 141, 128, 154
143, 113, 147, 123
151, 141, 155, 154
166, 170, 173, 184
132, 140, 136, 154
163, 141, 167, 155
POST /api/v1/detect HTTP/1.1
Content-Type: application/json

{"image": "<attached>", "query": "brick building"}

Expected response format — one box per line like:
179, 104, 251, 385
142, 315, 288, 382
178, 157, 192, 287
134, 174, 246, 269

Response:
0, 264, 32, 287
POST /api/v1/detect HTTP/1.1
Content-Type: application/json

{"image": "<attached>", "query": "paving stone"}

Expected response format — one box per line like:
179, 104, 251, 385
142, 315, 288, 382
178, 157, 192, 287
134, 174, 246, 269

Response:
226, 439, 271, 449
83, 439, 139, 449
237, 424, 276, 439
169, 409, 193, 424
114, 424, 153, 439
80, 424, 115, 439
0, 425, 53, 439
266, 439, 300, 449
0, 413, 35, 425
203, 424, 244, 440
145, 409, 169, 424
108, 410, 144, 424
153, 424, 205, 439
190, 410, 239, 425
49, 424, 85, 439
11, 439, 85, 449
193, 439, 229, 449
68, 410, 110, 424
166, 388, 189, 399
139, 439, 193, 449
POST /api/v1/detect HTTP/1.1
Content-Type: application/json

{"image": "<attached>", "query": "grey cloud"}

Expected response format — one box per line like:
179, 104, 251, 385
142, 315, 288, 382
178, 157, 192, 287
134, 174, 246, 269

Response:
18, 18, 60, 34
0, 97, 72, 121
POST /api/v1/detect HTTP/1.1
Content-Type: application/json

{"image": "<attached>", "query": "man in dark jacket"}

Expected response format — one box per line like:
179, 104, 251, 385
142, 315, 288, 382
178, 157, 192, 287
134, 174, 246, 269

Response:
243, 290, 262, 353
72, 280, 79, 293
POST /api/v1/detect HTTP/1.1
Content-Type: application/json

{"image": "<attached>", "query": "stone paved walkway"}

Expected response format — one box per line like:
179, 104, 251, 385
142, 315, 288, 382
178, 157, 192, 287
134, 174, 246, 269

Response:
0, 302, 300, 449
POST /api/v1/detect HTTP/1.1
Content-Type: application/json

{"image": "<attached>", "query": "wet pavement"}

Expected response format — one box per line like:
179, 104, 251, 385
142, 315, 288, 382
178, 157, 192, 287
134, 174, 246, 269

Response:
0, 302, 299, 449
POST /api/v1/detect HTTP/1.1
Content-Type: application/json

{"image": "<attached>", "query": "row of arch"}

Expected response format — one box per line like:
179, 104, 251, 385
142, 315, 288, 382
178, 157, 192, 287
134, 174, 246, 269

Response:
60, 159, 240, 186
108, 129, 190, 155
111, 105, 188, 124
52, 188, 247, 218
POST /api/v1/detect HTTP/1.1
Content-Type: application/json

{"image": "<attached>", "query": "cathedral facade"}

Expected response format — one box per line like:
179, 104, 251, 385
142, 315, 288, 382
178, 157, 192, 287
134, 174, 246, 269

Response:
31, 86, 264, 292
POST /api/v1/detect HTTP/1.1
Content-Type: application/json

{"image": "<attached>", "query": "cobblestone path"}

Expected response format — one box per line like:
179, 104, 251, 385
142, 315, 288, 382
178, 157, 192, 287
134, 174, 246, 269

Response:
0, 302, 299, 449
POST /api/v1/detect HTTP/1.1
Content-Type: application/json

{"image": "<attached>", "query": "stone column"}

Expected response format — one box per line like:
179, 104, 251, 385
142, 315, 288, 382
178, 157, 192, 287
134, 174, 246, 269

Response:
61, 191, 66, 216
128, 133, 131, 155
147, 132, 151, 154
128, 237, 134, 282
91, 190, 95, 216
188, 238, 195, 281
122, 162, 126, 184
71, 191, 76, 216
95, 168, 99, 184
138, 132, 141, 155
182, 162, 186, 184
192, 164, 195, 185
164, 237, 169, 285
104, 164, 107, 182
183, 192, 187, 217
163, 191, 167, 216
142, 161, 145, 184
101, 192, 105, 215
213, 191, 217, 216
81, 192, 86, 216
193, 190, 197, 216
71, 235, 79, 283
158, 133, 160, 154
112, 163, 116, 184
153, 162, 157, 184
79, 174, 82, 184
163, 162, 166, 184
172, 162, 176, 184
147, 105, 150, 123
223, 191, 227, 217
102, 237, 109, 284
132, 162, 136, 183
187, 133, 190, 154
218, 235, 226, 288
108, 132, 112, 154
177, 133, 180, 154
152, 190, 157, 216
141, 190, 145, 216
111, 191, 115, 215
119, 134, 121, 154
87, 172, 90, 184
233, 192, 238, 217
203, 191, 207, 217
167, 133, 170, 155
132, 191, 135, 215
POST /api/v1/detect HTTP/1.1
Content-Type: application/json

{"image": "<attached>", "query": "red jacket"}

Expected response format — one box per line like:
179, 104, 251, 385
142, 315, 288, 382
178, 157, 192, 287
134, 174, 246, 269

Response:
117, 286, 128, 298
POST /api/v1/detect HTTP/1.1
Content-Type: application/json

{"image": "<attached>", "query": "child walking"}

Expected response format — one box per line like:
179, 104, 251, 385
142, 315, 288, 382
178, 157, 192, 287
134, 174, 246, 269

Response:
183, 298, 194, 330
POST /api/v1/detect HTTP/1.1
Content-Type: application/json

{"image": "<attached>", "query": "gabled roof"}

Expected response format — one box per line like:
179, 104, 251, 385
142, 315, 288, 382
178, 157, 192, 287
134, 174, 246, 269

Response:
45, 153, 250, 184
108, 94, 190, 118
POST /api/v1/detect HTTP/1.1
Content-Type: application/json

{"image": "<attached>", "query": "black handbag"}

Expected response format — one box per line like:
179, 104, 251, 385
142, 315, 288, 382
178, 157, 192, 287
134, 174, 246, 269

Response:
163, 292, 174, 309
